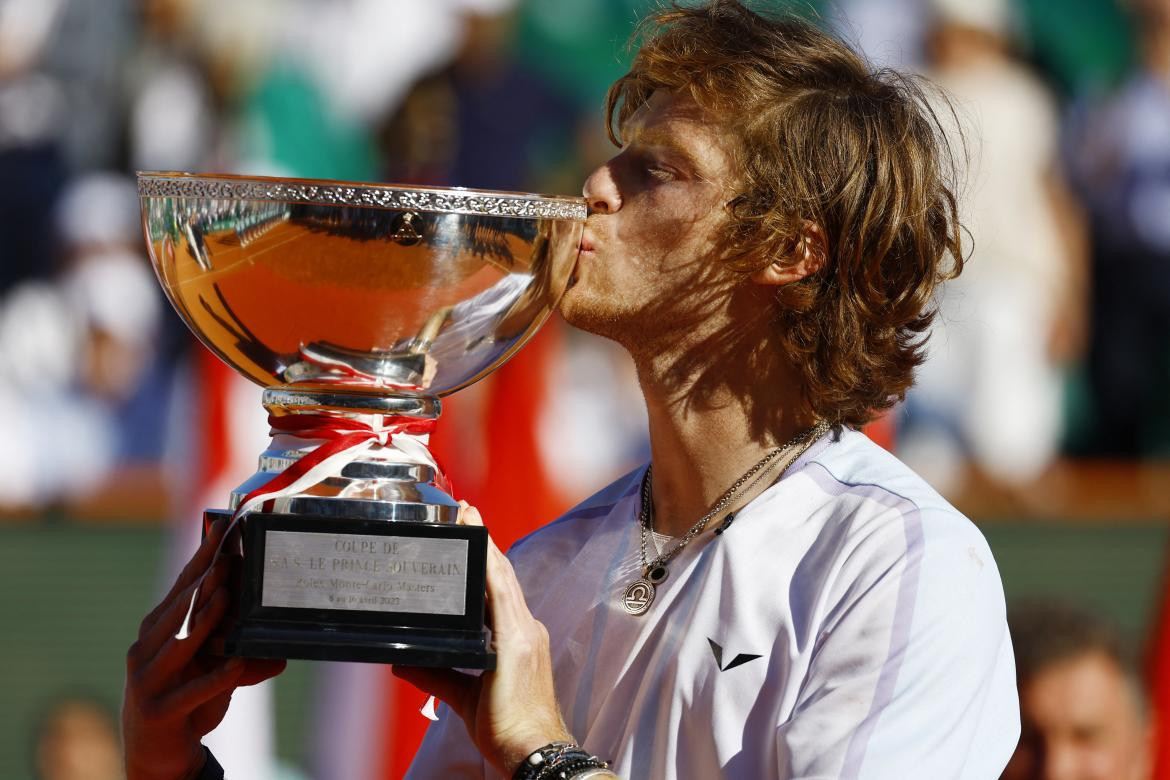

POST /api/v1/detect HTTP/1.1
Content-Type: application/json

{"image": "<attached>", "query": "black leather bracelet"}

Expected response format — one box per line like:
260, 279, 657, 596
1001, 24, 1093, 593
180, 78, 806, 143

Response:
536, 755, 610, 780
514, 742, 579, 780
514, 741, 607, 780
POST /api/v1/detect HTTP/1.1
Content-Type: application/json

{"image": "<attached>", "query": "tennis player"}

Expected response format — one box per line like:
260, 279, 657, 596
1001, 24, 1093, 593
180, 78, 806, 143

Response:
122, 2, 1020, 778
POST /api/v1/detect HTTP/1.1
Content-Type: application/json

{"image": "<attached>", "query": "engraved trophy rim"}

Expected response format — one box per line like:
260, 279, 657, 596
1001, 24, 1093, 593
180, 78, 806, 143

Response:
136, 170, 588, 221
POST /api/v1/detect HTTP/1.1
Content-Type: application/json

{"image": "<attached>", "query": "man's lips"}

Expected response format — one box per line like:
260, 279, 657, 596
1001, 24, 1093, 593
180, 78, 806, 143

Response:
569, 233, 595, 288
568, 230, 601, 288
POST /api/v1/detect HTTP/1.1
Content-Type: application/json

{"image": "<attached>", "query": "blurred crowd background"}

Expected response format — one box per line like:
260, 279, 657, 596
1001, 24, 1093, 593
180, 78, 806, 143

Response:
0, 0, 1168, 778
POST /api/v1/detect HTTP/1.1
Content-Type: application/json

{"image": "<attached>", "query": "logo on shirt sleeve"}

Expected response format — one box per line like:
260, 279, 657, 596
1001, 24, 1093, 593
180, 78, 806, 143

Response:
707, 637, 762, 672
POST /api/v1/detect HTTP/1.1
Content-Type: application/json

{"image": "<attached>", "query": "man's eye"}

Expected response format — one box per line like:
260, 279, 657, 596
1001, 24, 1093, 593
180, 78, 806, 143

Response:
646, 164, 676, 182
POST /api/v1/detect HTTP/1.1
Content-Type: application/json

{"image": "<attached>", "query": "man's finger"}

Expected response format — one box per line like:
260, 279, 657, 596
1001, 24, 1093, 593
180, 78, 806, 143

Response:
167, 515, 233, 601
454, 501, 538, 639
483, 539, 529, 630
238, 658, 287, 687
457, 500, 483, 527
456, 501, 532, 631
138, 584, 232, 694
138, 553, 232, 660
150, 656, 246, 718
141, 516, 232, 636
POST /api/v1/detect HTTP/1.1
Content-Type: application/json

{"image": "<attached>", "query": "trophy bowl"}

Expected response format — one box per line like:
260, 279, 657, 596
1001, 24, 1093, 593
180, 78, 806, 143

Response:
138, 171, 586, 668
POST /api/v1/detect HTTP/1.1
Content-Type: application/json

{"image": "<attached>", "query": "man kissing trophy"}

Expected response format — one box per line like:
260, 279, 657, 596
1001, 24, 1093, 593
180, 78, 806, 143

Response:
123, 3, 1020, 779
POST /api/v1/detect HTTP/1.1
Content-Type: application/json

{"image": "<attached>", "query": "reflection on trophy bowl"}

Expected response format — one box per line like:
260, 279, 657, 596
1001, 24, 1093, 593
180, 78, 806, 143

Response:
139, 172, 586, 668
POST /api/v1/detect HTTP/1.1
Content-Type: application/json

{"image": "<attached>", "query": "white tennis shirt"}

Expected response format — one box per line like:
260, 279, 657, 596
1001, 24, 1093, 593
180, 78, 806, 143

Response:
406, 429, 1020, 779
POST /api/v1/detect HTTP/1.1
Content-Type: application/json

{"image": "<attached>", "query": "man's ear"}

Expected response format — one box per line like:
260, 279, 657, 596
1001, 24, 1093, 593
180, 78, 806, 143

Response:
750, 221, 827, 286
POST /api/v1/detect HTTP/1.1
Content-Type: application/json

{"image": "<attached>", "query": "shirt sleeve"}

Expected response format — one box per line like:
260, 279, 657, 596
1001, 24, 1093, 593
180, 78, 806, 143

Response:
404, 700, 489, 780
777, 505, 1020, 779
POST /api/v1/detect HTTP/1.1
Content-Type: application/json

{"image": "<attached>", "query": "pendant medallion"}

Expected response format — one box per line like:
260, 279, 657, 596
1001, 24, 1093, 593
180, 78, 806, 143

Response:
622, 578, 655, 615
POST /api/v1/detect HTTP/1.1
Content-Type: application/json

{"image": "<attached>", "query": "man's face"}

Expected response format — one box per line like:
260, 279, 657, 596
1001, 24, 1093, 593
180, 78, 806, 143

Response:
1002, 651, 1151, 780
560, 89, 740, 350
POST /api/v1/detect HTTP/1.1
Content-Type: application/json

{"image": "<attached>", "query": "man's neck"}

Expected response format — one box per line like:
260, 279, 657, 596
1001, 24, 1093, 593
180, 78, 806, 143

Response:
634, 351, 816, 538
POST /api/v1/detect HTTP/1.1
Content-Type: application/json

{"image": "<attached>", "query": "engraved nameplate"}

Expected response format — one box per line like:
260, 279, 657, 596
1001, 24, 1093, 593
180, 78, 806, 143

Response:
261, 530, 468, 615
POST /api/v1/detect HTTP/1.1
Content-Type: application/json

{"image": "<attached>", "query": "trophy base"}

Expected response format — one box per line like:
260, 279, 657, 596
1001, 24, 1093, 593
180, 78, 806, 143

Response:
209, 509, 495, 670
218, 624, 495, 668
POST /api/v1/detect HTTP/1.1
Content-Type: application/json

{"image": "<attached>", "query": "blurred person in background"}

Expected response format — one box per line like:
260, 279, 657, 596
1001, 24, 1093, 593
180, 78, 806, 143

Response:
898, 0, 1088, 496
1066, 0, 1170, 457
0, 172, 162, 509
1003, 600, 1153, 780
33, 695, 124, 780
380, 6, 580, 193
125, 0, 224, 175
0, 0, 70, 294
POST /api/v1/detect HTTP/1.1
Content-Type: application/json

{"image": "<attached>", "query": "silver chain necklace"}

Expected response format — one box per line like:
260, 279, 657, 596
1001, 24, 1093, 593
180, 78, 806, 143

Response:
621, 421, 830, 616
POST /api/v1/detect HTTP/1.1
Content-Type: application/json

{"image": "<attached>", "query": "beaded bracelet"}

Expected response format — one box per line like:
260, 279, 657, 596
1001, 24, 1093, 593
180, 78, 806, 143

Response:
513, 741, 609, 780
536, 755, 610, 780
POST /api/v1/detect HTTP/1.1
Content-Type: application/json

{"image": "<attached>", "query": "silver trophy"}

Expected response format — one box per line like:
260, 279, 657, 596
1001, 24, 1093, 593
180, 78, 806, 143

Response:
138, 172, 585, 668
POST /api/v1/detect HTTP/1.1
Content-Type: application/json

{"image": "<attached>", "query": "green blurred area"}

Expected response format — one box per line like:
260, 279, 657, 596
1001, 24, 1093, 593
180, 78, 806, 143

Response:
1, 518, 1167, 779
513, 0, 835, 113
1015, 0, 1136, 96
0, 524, 313, 780
512, 0, 1138, 105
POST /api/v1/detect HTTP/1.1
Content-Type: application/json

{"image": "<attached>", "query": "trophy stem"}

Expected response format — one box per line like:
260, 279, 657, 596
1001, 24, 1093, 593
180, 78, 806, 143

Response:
224, 386, 458, 523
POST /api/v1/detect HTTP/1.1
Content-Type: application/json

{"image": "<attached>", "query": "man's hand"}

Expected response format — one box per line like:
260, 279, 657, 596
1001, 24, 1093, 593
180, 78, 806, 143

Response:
122, 515, 285, 780
393, 503, 573, 776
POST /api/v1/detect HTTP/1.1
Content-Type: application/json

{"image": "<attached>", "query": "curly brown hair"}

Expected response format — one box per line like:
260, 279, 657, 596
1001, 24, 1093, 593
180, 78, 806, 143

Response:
606, 0, 965, 428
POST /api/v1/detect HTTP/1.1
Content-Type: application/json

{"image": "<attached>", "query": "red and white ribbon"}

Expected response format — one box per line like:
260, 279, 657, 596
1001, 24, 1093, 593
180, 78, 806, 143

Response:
175, 411, 442, 640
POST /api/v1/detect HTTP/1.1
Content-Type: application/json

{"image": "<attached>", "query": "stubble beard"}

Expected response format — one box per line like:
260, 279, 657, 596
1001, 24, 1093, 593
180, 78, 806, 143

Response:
559, 283, 660, 357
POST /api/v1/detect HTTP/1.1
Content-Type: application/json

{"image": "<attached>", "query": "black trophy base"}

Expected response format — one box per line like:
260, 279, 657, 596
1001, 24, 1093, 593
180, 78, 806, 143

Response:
208, 509, 495, 670
220, 624, 495, 668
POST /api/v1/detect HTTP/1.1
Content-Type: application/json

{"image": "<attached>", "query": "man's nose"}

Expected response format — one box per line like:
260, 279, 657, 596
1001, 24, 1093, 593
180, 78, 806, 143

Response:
582, 162, 621, 214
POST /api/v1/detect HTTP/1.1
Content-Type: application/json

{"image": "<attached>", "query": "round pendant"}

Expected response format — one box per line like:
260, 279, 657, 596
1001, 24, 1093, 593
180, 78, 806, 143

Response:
647, 565, 668, 584
622, 578, 655, 615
